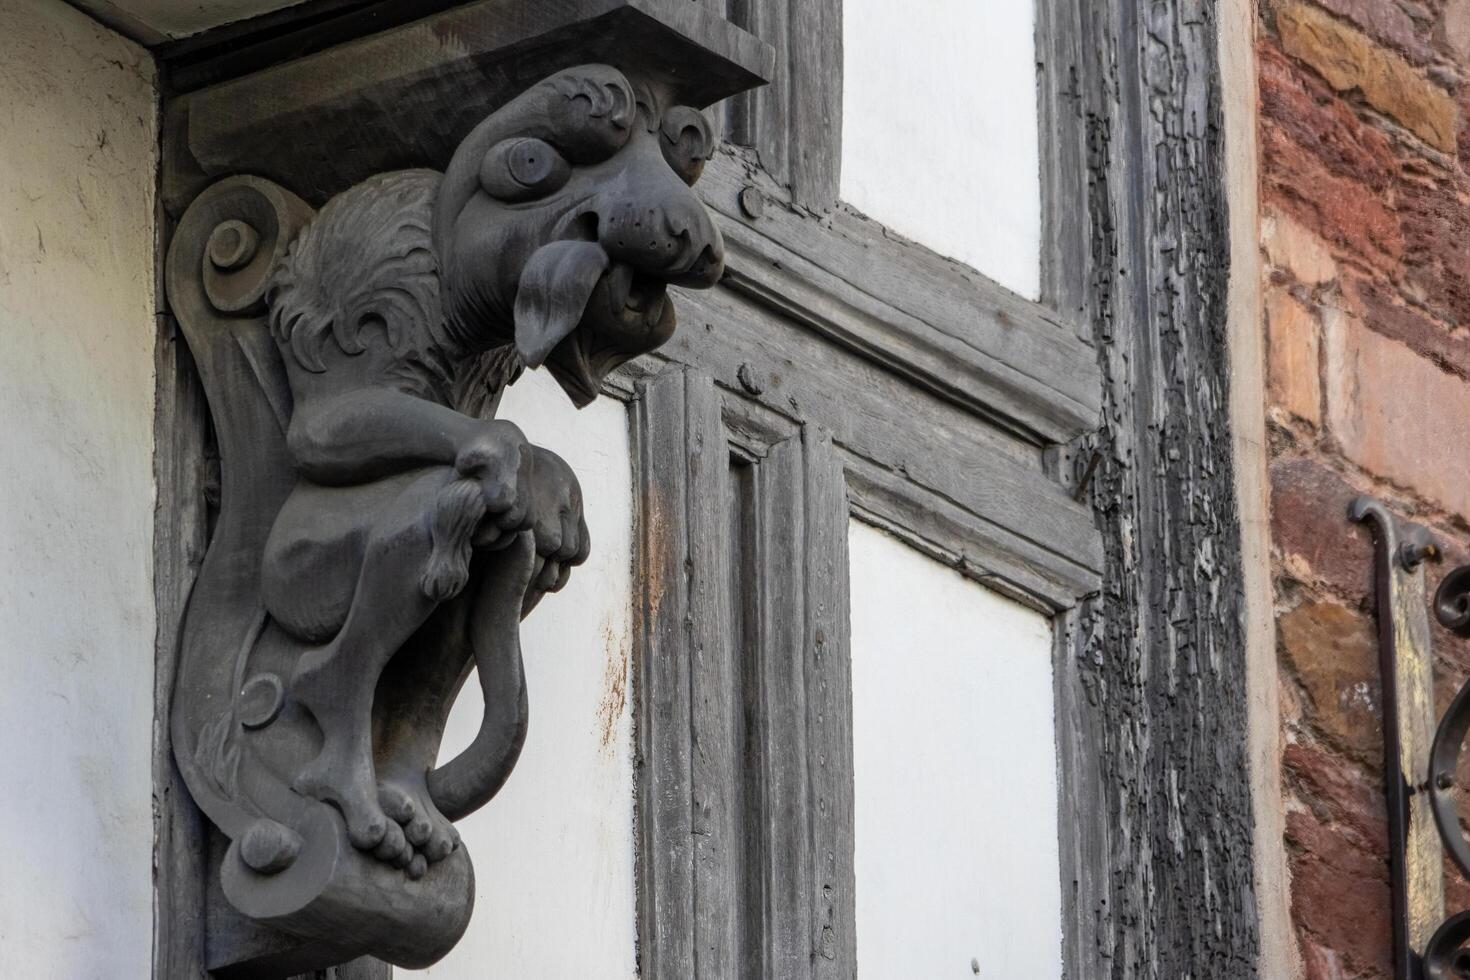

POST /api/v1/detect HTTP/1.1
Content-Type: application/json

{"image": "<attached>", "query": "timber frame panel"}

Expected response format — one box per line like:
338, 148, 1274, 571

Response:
148, 0, 1260, 976
631, 367, 854, 979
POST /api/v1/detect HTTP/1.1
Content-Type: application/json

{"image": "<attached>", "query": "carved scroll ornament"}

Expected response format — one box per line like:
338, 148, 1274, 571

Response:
167, 64, 729, 971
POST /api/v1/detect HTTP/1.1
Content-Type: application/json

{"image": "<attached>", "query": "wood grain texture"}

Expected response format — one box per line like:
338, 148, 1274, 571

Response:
168, 0, 1096, 450
785, 0, 840, 208
727, 0, 839, 206
683, 374, 740, 976
801, 427, 856, 978
164, 0, 774, 210
632, 367, 855, 978
736, 0, 791, 186
1060, 0, 1262, 975
164, 0, 1103, 615
658, 283, 1103, 609
1036, 0, 1089, 330
156, 0, 469, 85
752, 436, 816, 978
152, 315, 212, 980
633, 368, 701, 980
701, 150, 1100, 446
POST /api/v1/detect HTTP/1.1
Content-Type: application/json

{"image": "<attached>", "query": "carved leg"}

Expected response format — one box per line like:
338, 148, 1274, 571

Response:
373, 535, 536, 880
289, 475, 449, 862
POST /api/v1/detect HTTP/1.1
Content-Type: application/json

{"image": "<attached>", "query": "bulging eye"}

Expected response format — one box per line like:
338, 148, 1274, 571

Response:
479, 137, 572, 202
660, 107, 719, 186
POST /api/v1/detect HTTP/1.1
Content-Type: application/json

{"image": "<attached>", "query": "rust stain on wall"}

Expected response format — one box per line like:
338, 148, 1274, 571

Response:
597, 613, 629, 754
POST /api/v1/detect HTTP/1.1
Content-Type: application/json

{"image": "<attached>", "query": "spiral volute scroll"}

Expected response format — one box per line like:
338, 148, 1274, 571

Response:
167, 176, 316, 325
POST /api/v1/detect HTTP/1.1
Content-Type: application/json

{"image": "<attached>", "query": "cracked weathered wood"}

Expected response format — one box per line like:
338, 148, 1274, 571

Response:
1060, 0, 1262, 975
152, 314, 212, 980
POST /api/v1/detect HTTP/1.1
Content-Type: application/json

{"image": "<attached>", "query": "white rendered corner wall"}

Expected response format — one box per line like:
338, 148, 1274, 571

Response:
409, 369, 638, 978
848, 521, 1063, 978
0, 1, 158, 975
841, 0, 1042, 300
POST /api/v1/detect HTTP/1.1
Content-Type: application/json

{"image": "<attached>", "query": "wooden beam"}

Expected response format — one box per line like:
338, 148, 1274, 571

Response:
703, 151, 1100, 447
1060, 0, 1263, 974
164, 0, 774, 210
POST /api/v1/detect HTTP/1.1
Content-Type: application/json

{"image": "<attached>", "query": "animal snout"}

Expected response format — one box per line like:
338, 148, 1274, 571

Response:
598, 193, 725, 289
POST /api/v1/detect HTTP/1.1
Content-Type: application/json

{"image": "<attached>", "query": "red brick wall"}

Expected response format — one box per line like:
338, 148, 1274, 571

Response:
1259, 1, 1470, 975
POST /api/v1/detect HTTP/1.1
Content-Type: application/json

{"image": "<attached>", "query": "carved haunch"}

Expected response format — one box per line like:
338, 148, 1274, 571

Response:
165, 63, 747, 974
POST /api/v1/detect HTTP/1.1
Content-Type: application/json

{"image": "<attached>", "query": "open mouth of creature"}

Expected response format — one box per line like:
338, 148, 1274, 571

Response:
545, 260, 677, 407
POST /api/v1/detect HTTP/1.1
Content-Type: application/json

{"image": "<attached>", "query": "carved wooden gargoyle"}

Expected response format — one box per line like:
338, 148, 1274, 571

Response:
167, 63, 734, 972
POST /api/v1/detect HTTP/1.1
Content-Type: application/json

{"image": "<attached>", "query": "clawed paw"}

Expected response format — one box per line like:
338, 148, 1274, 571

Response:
292, 762, 392, 853
455, 420, 535, 543
379, 778, 460, 879
523, 446, 590, 595
292, 760, 459, 877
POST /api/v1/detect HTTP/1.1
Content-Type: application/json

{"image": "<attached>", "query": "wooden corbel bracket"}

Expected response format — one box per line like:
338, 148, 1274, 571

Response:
164, 5, 771, 975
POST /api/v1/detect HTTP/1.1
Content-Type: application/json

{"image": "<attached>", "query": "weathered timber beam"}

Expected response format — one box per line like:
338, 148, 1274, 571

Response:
164, 0, 775, 211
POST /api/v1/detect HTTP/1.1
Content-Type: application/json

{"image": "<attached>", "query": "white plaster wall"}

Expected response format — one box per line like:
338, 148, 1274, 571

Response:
0, 1, 158, 975
848, 522, 1063, 979
409, 369, 637, 978
841, 0, 1042, 300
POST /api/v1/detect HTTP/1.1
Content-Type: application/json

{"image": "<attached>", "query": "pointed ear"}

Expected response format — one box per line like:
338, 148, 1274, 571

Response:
513, 241, 610, 367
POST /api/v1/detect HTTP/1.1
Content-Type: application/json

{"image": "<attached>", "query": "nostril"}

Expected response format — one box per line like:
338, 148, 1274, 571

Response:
664, 209, 692, 240
569, 211, 600, 243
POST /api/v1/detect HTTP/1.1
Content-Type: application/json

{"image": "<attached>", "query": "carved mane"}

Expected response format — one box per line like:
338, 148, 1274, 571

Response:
268, 170, 455, 393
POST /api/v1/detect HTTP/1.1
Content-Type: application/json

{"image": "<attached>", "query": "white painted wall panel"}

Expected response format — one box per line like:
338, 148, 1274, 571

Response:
848, 522, 1062, 979
0, 1, 158, 975
410, 369, 637, 978
841, 0, 1042, 300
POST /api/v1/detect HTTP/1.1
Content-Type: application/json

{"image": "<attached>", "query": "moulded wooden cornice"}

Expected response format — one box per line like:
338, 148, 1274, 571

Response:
164, 0, 774, 210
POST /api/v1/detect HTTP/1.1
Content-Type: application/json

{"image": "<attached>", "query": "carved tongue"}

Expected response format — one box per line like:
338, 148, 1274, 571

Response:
513, 240, 611, 368
606, 264, 634, 316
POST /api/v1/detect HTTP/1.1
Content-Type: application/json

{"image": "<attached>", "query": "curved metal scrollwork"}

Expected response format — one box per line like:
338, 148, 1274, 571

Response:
1358, 497, 1470, 979
1354, 497, 1449, 979
1432, 568, 1470, 883
1425, 910, 1470, 980
1427, 570, 1470, 978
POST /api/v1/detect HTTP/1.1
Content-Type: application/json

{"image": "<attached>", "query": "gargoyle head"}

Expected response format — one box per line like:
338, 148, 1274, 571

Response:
434, 64, 724, 407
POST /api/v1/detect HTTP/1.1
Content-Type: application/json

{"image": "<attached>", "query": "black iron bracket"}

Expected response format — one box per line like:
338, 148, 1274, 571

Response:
1353, 496, 1461, 979
1424, 560, 1470, 980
